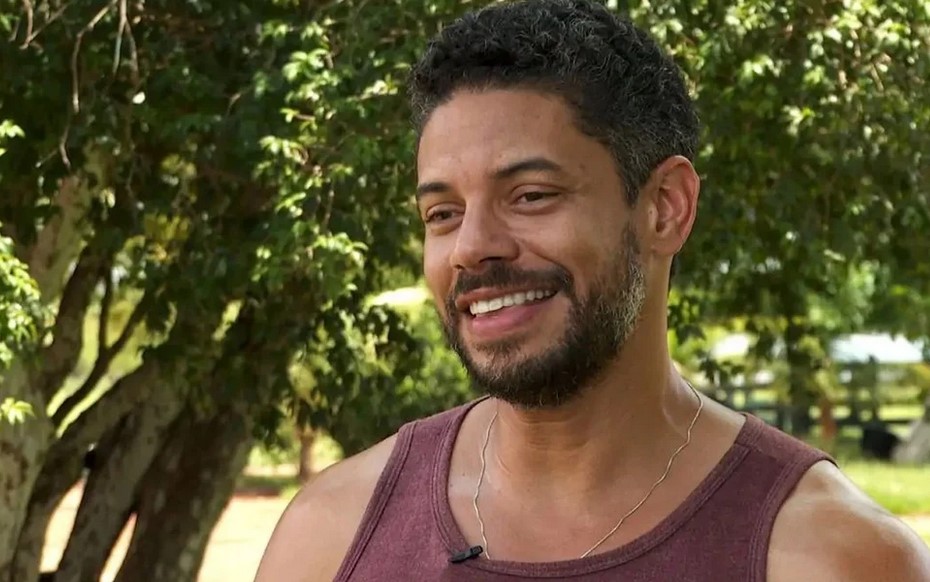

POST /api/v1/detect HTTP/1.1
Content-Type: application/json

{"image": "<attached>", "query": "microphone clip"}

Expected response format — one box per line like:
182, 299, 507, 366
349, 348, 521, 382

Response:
449, 545, 484, 563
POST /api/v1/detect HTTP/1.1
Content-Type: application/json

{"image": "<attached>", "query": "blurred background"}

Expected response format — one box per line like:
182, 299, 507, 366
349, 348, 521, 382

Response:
1, 0, 928, 580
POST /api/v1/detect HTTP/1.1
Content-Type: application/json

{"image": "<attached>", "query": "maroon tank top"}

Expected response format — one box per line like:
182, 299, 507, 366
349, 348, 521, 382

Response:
334, 398, 832, 581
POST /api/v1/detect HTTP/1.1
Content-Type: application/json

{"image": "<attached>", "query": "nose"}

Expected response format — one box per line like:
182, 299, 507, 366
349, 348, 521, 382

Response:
449, 204, 519, 271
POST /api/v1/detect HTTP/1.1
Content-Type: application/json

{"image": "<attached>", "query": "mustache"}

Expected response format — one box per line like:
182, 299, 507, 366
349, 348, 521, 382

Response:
446, 262, 573, 312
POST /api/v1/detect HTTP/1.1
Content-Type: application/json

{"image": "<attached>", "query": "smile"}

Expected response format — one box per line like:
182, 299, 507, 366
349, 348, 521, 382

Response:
469, 289, 557, 316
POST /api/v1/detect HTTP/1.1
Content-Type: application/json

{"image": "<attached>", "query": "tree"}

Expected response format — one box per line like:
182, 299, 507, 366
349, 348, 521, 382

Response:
2, 0, 929, 580
632, 0, 930, 434
0, 1, 465, 580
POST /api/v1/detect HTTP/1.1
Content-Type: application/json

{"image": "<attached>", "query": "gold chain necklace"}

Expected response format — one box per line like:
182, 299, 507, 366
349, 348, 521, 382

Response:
472, 382, 704, 560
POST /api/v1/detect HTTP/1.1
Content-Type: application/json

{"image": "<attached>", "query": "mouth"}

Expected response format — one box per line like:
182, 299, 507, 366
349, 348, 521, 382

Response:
462, 288, 558, 317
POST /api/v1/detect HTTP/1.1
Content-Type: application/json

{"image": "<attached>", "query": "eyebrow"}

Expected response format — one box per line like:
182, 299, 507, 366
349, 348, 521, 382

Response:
415, 156, 566, 200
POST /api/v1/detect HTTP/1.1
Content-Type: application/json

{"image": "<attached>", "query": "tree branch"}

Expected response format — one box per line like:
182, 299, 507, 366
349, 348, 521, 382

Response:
99, 268, 113, 350
52, 359, 159, 463
19, 0, 34, 48
35, 244, 111, 402
26, 175, 92, 300
105, 0, 140, 85
54, 302, 224, 452
122, 0, 140, 87
112, 0, 127, 77
71, 1, 117, 114
22, 0, 76, 46
52, 287, 150, 427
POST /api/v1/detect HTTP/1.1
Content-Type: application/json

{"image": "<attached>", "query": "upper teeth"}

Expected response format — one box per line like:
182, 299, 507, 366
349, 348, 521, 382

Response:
469, 289, 556, 315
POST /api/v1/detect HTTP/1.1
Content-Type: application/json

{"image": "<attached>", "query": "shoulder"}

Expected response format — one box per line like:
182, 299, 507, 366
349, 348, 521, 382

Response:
255, 432, 400, 582
768, 460, 930, 582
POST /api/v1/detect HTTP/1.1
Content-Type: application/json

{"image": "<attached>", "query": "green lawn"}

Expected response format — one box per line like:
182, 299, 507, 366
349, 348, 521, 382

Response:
903, 516, 930, 547
840, 459, 930, 546
840, 460, 930, 516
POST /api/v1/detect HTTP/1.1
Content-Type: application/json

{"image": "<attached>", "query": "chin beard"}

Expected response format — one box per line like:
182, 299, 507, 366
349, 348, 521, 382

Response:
441, 229, 645, 409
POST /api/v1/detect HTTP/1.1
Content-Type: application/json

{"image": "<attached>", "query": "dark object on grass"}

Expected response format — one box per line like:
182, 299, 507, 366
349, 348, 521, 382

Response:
861, 423, 901, 460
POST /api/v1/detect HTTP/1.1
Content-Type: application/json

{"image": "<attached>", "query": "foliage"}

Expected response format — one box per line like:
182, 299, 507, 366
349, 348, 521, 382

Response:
647, 0, 930, 324
284, 294, 471, 456
0, 0, 928, 578
0, 229, 44, 372
0, 224, 45, 428
628, 0, 930, 430
0, 120, 23, 159
0, 1, 470, 578
0, 398, 33, 426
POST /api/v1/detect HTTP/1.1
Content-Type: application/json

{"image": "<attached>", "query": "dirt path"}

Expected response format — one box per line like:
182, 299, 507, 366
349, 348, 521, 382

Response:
43, 485, 291, 581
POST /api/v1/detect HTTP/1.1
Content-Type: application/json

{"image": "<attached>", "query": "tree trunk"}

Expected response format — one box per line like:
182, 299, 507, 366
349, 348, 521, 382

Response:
298, 426, 317, 482
24, 176, 92, 302
0, 362, 54, 580
115, 406, 254, 582
783, 321, 815, 437
10, 336, 177, 578
49, 306, 224, 582
9, 455, 84, 582
0, 226, 107, 579
53, 386, 185, 582
787, 369, 815, 436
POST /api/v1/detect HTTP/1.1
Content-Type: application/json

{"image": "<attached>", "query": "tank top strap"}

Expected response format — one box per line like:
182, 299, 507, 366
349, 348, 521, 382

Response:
737, 414, 835, 581
334, 398, 485, 581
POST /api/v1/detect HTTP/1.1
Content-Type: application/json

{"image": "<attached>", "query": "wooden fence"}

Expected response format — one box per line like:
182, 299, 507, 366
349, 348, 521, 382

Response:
704, 378, 925, 435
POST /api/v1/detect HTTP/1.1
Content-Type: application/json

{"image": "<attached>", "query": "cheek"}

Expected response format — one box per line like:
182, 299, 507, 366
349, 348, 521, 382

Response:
541, 221, 619, 298
527, 217, 603, 277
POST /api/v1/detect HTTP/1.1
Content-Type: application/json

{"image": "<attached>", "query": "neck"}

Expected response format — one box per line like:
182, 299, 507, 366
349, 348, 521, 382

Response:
487, 313, 698, 502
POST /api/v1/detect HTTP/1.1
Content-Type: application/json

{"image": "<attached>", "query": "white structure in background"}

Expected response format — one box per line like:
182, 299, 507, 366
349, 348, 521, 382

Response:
707, 332, 926, 387
830, 334, 926, 364
711, 332, 926, 365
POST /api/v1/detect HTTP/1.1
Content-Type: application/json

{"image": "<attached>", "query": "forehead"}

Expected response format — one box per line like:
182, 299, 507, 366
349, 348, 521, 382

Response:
416, 89, 608, 182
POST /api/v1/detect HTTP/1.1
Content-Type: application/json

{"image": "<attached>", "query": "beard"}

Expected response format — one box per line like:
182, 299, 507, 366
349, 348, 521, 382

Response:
440, 226, 646, 409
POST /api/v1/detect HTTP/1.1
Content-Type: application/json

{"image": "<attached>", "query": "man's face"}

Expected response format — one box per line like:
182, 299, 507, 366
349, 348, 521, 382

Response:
416, 89, 647, 408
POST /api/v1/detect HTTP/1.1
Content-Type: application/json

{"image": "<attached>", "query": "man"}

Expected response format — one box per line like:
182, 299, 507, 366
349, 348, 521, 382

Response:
257, 1, 930, 580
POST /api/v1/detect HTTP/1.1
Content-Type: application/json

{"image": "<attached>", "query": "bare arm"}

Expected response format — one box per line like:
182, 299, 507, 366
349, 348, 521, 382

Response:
768, 461, 930, 582
254, 434, 397, 582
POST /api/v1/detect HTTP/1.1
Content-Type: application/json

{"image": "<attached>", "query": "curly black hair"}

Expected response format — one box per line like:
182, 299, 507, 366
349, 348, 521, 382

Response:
408, 0, 699, 205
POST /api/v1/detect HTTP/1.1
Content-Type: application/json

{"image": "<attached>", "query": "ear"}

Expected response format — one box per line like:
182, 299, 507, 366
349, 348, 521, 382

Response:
640, 155, 700, 258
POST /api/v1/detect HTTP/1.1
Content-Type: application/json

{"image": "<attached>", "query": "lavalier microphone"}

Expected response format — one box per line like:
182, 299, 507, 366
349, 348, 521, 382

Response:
449, 545, 484, 563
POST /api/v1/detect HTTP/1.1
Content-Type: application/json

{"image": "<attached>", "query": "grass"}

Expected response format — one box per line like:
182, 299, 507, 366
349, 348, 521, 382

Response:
240, 432, 343, 500
905, 517, 930, 547
237, 473, 300, 500
840, 459, 930, 516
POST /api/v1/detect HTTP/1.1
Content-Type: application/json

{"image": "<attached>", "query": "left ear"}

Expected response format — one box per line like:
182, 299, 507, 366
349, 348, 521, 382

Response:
638, 155, 700, 258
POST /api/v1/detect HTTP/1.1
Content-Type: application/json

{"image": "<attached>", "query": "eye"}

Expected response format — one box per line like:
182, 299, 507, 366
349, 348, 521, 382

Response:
519, 191, 559, 203
424, 208, 457, 223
